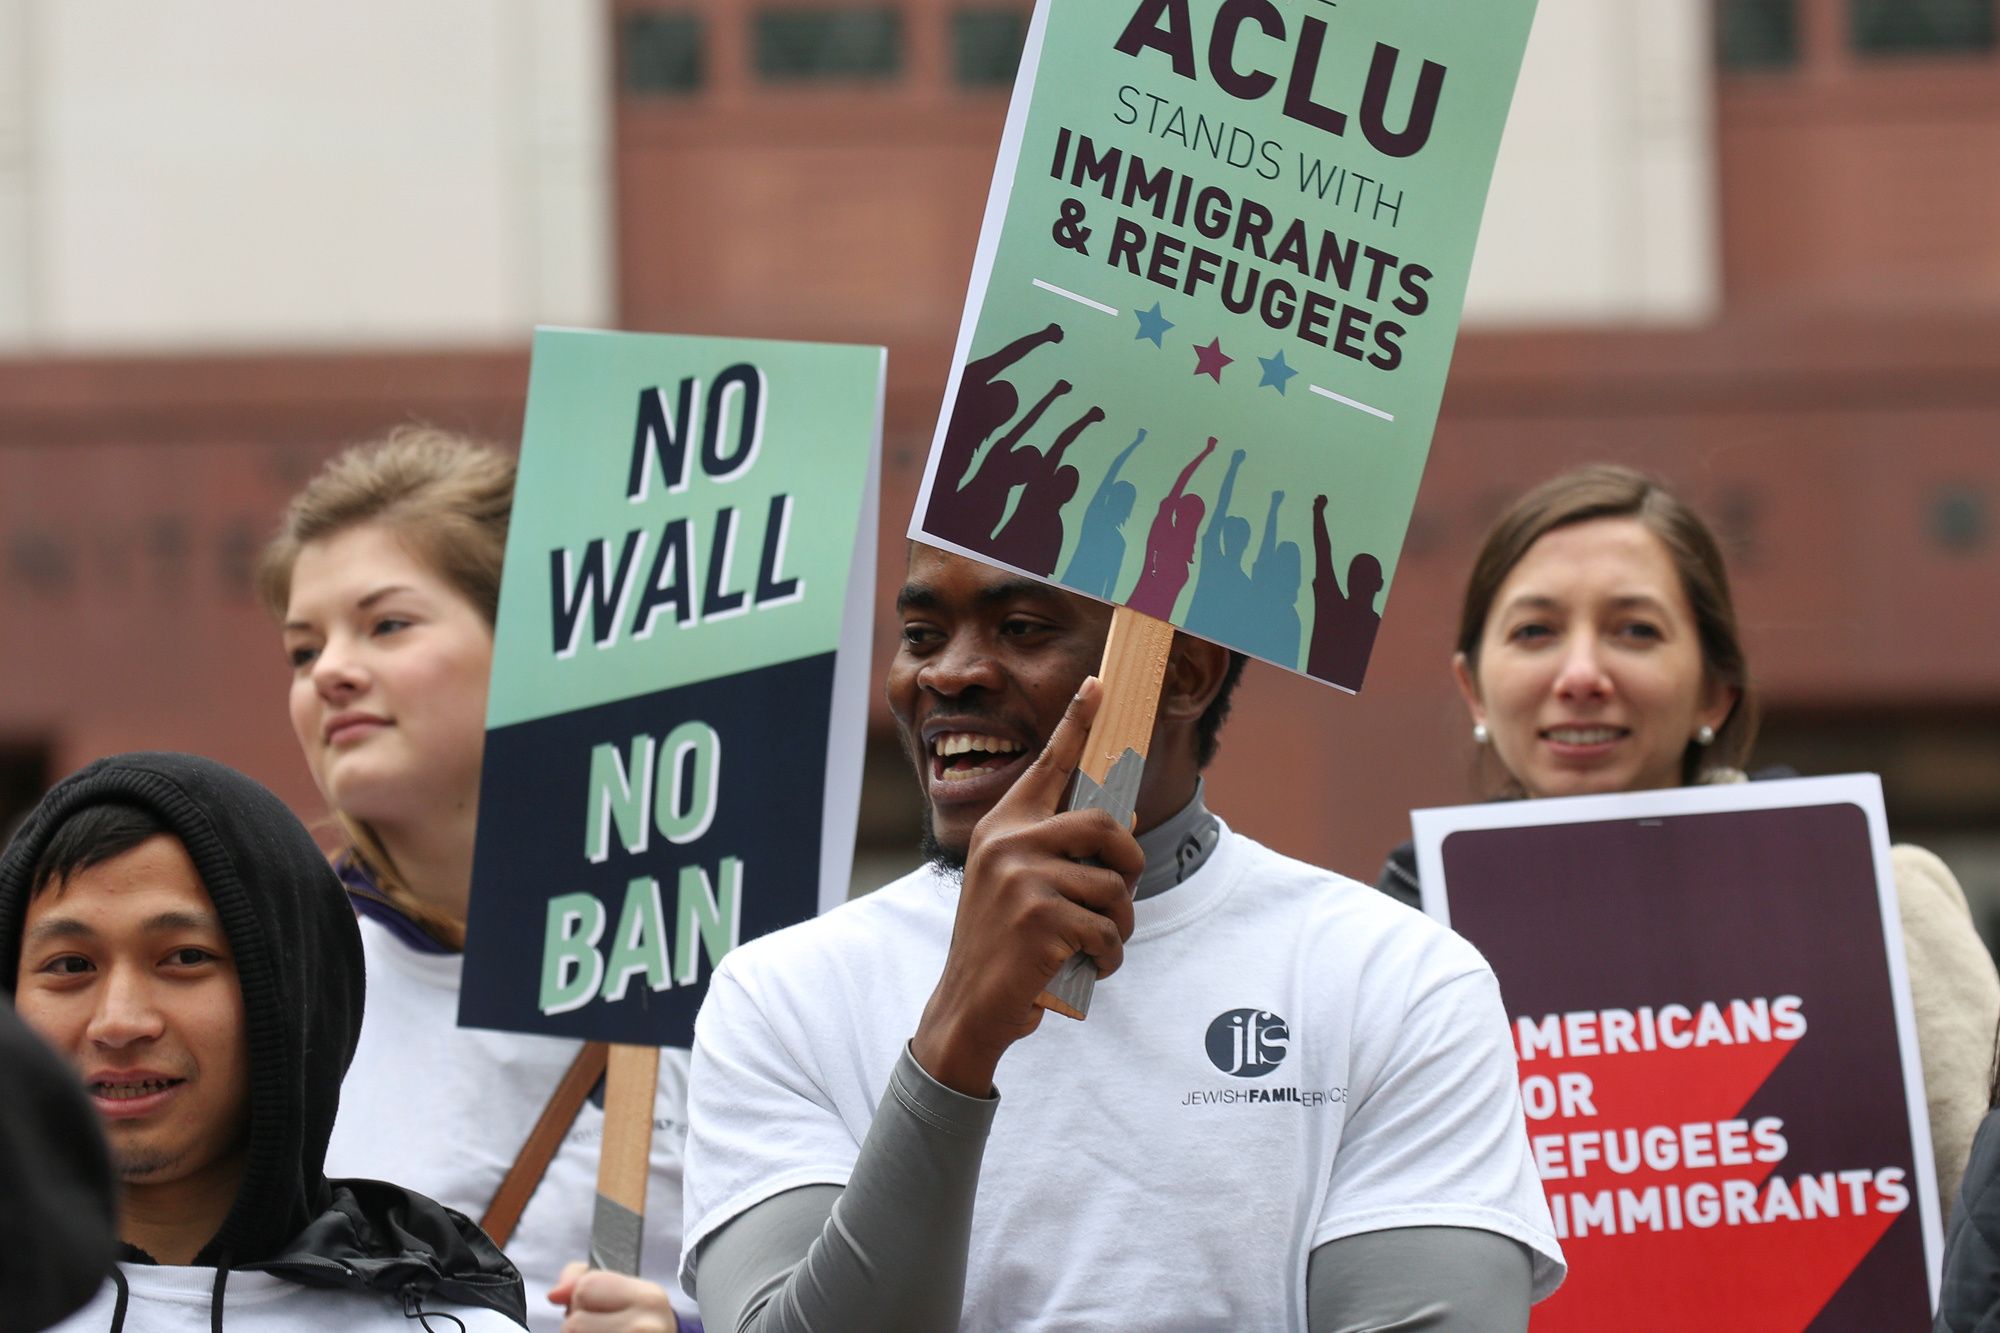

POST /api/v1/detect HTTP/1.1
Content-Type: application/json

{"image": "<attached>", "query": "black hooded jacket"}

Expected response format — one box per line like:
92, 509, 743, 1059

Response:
0, 752, 525, 1327
1939, 1107, 2000, 1331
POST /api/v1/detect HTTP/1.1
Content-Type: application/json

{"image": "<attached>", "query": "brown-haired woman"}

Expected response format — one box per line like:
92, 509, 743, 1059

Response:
1377, 463, 2000, 1213
262, 427, 688, 1331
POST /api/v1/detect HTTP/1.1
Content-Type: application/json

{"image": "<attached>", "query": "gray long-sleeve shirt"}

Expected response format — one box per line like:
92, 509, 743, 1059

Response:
690, 1046, 1530, 1331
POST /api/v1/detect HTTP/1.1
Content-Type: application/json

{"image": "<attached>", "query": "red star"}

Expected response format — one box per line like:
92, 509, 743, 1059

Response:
1192, 338, 1232, 382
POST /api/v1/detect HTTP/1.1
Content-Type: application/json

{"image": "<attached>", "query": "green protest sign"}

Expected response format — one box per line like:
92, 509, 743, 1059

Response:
462, 327, 882, 1046
913, 0, 1537, 690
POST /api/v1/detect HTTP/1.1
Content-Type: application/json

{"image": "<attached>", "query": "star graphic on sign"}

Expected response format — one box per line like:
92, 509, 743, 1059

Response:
1257, 349, 1298, 394
1192, 338, 1232, 382
1134, 301, 1174, 347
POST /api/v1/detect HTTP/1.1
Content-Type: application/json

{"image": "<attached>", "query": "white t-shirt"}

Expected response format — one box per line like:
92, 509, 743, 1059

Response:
326, 917, 693, 1329
48, 1265, 521, 1331
683, 826, 1564, 1329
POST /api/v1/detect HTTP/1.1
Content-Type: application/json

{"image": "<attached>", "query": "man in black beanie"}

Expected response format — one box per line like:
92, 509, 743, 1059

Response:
1, 752, 526, 1330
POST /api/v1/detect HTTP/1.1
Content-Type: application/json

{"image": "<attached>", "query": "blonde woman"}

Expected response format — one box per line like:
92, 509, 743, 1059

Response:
261, 429, 689, 1332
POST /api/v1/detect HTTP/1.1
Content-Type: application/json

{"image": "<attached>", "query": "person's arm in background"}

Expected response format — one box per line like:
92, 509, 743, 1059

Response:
1203, 448, 1246, 562
1168, 436, 1218, 506
1891, 843, 2000, 1209
963, 322, 1063, 384
1103, 428, 1145, 490
1255, 490, 1284, 573
1311, 493, 1338, 596
1077, 432, 1138, 533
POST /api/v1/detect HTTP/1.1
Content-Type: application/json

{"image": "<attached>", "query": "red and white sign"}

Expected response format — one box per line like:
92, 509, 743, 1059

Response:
1415, 775, 1941, 1332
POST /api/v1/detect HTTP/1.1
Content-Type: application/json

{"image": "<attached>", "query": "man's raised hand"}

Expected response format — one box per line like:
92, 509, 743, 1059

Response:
911, 677, 1144, 1097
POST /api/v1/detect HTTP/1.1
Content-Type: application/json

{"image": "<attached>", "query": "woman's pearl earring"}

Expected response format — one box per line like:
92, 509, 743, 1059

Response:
1695, 724, 1716, 747
1473, 723, 1490, 746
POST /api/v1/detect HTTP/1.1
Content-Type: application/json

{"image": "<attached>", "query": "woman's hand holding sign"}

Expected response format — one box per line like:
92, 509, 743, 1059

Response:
549, 1261, 678, 1332
911, 677, 1143, 1098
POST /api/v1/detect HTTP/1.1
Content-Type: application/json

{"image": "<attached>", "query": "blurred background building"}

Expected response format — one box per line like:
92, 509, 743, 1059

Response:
2, 0, 1997, 941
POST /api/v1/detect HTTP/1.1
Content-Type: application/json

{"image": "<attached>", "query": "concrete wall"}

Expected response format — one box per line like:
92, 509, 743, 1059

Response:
0, 0, 611, 350
1465, 0, 1719, 324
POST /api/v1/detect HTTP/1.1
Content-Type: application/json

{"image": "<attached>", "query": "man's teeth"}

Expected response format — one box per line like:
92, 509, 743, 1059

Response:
1547, 727, 1621, 744
95, 1079, 178, 1100
932, 733, 1025, 759
932, 732, 1027, 783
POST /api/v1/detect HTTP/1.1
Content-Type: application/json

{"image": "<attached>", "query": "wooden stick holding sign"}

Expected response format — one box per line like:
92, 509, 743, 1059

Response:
1035, 604, 1177, 1020
589, 1042, 659, 1275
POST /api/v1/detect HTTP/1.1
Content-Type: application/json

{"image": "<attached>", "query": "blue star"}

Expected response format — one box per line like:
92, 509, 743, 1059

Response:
1257, 349, 1299, 394
1134, 302, 1174, 347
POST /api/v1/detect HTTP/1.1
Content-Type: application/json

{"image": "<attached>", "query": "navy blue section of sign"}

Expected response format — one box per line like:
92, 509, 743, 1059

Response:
459, 651, 835, 1047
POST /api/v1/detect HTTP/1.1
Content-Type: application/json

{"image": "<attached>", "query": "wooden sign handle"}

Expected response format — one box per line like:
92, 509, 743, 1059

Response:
589, 1042, 659, 1275
1034, 605, 1176, 1020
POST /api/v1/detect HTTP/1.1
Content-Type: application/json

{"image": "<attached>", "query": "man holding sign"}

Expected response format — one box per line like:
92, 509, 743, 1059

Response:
679, 545, 1564, 1330
683, 0, 1557, 1316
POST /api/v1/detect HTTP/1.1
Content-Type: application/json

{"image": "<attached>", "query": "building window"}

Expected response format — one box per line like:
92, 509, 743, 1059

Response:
755, 9, 902, 82
1717, 0, 1799, 69
623, 12, 705, 94
952, 8, 1030, 87
1849, 0, 1994, 55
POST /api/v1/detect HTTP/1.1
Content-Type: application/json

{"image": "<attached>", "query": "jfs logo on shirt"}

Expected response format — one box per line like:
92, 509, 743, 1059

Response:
1207, 1008, 1290, 1077
1182, 1008, 1347, 1109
